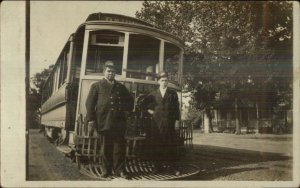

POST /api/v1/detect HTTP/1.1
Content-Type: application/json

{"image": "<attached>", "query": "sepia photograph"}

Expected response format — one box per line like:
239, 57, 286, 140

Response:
1, 1, 299, 187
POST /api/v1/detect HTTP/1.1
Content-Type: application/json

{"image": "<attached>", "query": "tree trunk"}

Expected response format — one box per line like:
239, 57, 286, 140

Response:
235, 98, 241, 134
284, 110, 287, 125
247, 109, 250, 128
256, 102, 259, 134
202, 111, 205, 130
203, 111, 210, 133
204, 109, 213, 133
226, 113, 231, 128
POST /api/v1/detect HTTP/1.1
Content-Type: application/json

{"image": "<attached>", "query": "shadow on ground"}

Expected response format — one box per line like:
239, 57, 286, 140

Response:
175, 144, 292, 180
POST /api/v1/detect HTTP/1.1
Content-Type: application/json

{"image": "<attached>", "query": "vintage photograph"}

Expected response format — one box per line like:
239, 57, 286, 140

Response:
1, 0, 299, 187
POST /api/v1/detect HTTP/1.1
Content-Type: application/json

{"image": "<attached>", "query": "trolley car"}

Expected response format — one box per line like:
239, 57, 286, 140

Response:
40, 13, 197, 180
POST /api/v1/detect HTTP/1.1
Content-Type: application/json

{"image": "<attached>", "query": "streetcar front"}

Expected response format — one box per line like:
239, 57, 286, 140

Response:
74, 13, 184, 139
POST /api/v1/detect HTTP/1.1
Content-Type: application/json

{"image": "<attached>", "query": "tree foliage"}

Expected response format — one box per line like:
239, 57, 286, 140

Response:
31, 64, 54, 93
136, 1, 293, 132
137, 1, 292, 63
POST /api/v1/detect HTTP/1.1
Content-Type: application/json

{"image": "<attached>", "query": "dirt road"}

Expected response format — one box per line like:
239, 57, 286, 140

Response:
28, 129, 292, 181
179, 131, 292, 180
28, 129, 92, 180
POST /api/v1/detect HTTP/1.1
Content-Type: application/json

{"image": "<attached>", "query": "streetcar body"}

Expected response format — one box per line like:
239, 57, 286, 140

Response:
39, 13, 198, 179
41, 13, 184, 146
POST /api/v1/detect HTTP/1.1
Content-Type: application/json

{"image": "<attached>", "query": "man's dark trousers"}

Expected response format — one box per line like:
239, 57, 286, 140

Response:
100, 130, 126, 175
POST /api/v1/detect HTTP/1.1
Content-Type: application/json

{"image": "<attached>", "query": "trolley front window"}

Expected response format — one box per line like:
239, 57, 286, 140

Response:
126, 34, 160, 80
85, 30, 124, 75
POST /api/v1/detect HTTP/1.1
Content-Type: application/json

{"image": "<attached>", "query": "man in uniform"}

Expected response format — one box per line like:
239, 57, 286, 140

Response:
85, 61, 133, 179
146, 71, 181, 175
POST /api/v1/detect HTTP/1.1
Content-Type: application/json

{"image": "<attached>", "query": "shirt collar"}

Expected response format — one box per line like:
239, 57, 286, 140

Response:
104, 77, 115, 84
160, 87, 167, 91
159, 87, 167, 97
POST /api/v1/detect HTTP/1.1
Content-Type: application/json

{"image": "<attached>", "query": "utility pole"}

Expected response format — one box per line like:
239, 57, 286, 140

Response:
25, 0, 30, 180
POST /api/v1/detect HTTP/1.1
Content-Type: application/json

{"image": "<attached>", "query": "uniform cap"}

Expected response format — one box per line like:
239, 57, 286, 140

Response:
104, 60, 115, 68
157, 71, 168, 80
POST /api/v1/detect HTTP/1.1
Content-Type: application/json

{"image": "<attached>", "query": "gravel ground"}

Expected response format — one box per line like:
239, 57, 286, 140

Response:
28, 129, 293, 181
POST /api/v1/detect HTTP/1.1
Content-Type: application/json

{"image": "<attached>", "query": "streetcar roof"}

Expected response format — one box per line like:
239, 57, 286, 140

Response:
73, 12, 184, 47
86, 12, 154, 27
42, 13, 184, 90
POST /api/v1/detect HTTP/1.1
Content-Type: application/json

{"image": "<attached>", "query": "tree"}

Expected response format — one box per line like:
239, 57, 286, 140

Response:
28, 65, 54, 129
136, 1, 293, 133
27, 88, 42, 129
31, 64, 54, 93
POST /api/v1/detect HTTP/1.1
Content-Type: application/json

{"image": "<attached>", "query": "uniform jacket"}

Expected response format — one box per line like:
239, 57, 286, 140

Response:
85, 78, 134, 132
147, 88, 180, 133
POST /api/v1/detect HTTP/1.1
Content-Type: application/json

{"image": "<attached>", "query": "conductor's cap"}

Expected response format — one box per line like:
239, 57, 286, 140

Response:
104, 60, 115, 69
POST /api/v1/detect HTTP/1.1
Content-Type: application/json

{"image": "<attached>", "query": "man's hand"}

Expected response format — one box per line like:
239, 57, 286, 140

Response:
175, 120, 180, 130
88, 121, 96, 136
147, 109, 154, 115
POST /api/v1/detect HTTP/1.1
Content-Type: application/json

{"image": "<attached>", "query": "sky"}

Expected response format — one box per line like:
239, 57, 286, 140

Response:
30, 1, 144, 77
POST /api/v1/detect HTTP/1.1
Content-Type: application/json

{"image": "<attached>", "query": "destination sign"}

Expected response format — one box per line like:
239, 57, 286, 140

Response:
86, 13, 153, 27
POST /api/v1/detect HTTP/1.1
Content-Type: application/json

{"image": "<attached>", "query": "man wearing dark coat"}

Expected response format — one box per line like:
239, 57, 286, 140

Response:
146, 71, 181, 175
85, 61, 133, 179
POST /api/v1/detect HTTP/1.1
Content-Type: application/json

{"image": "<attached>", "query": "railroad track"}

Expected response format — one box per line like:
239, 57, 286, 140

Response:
78, 160, 200, 180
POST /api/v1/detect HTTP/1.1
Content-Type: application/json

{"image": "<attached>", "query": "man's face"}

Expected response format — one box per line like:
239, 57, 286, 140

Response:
158, 77, 168, 89
104, 67, 115, 80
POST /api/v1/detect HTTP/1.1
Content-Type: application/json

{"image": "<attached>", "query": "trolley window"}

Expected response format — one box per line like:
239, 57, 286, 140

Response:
85, 30, 124, 75
164, 42, 180, 83
73, 27, 85, 81
41, 41, 70, 103
58, 44, 70, 87
127, 34, 160, 80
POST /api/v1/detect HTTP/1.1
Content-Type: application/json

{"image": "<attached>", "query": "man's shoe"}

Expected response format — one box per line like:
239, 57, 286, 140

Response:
100, 173, 112, 180
174, 170, 181, 176
117, 172, 131, 180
